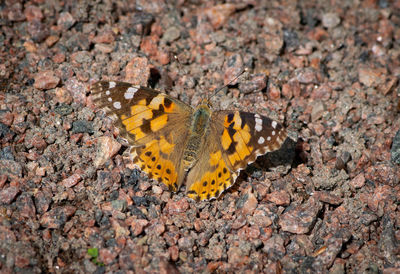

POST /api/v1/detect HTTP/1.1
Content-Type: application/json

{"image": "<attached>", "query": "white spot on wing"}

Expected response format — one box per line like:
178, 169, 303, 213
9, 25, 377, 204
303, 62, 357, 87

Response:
125, 86, 138, 99
113, 101, 121, 109
267, 136, 271, 141
108, 97, 112, 102
109, 81, 116, 88
106, 90, 110, 95
255, 115, 263, 132
272, 121, 277, 129
272, 130, 276, 136
258, 136, 265, 144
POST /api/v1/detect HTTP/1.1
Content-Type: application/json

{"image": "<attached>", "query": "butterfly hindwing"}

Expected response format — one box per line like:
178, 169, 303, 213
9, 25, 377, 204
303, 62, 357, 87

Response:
185, 125, 239, 201
91, 81, 193, 191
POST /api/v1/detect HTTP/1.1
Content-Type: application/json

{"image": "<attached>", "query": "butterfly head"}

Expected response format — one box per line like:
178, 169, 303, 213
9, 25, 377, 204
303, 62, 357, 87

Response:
200, 98, 213, 109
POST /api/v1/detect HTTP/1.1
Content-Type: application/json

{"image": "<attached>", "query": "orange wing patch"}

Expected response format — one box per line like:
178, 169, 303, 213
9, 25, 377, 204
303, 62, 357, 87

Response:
222, 111, 254, 168
120, 95, 176, 143
133, 136, 178, 191
187, 153, 237, 201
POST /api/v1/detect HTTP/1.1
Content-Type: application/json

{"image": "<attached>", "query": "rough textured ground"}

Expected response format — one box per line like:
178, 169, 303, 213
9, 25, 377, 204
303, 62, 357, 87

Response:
1, 0, 400, 273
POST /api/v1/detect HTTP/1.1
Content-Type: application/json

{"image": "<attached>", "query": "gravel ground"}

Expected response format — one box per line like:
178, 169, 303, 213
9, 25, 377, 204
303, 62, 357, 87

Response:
1, 0, 400, 273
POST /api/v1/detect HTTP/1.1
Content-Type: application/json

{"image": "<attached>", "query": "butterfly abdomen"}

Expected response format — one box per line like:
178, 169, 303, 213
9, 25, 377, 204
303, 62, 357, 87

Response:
182, 104, 212, 170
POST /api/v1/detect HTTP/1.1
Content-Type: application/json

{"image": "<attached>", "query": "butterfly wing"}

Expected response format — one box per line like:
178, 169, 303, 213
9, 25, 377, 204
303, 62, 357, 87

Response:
186, 110, 287, 201
91, 81, 193, 191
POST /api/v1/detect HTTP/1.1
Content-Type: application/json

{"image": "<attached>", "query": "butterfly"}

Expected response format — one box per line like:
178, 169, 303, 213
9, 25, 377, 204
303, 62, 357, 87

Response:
91, 80, 287, 201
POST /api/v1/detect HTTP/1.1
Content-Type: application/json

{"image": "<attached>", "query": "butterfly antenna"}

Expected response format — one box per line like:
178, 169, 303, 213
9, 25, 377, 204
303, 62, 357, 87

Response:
208, 67, 247, 101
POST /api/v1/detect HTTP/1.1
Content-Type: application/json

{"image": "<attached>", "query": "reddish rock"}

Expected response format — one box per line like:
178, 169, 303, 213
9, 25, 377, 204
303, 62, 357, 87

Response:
178, 236, 194, 251
365, 163, 399, 186
156, 50, 170, 65
313, 234, 350, 268
240, 192, 258, 215
368, 185, 392, 212
224, 53, 243, 86
246, 225, 261, 239
295, 67, 318, 84
52, 52, 65, 63
136, 0, 166, 13
0, 186, 20, 205
55, 87, 72, 104
40, 206, 76, 229
0, 160, 23, 180
279, 197, 322, 234
205, 4, 237, 29
358, 67, 385, 87
282, 80, 297, 99
98, 248, 117, 265
27, 20, 49, 42
0, 174, 7, 189
46, 35, 59, 47
93, 30, 115, 44
129, 219, 148, 236
165, 198, 189, 215
34, 71, 60, 90
140, 35, 159, 58
258, 33, 284, 57
232, 214, 247, 230
57, 12, 76, 30
0, 112, 13, 126
16, 193, 36, 218
239, 74, 267, 94
307, 27, 328, 41
30, 134, 47, 150
268, 83, 281, 100
61, 173, 82, 188
7, 3, 25, 21
251, 208, 273, 227
150, 222, 165, 236
322, 13, 341, 28
350, 173, 365, 189
227, 246, 249, 265
94, 43, 114, 53
262, 235, 285, 259
69, 133, 83, 143
23, 41, 37, 53
110, 218, 130, 238
311, 101, 326, 122
152, 185, 163, 195
34, 190, 51, 214
94, 136, 122, 167
169, 245, 179, 261
266, 190, 290, 206
313, 191, 343, 205
15, 254, 30, 268
311, 84, 332, 100
24, 5, 43, 22
379, 76, 398, 95
125, 56, 151, 86
207, 261, 223, 272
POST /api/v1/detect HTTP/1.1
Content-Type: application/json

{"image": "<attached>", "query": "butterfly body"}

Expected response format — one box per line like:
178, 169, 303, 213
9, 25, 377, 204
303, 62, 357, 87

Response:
92, 81, 287, 201
183, 104, 212, 171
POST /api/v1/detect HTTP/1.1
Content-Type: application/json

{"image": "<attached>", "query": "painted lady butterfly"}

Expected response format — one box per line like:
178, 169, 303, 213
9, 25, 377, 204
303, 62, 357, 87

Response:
91, 81, 287, 201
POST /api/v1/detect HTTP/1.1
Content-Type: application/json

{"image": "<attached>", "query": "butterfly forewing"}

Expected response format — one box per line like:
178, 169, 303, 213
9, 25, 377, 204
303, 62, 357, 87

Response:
215, 110, 287, 171
91, 81, 193, 191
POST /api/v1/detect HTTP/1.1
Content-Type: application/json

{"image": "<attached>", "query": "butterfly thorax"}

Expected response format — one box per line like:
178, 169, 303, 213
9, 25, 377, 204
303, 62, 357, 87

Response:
182, 104, 212, 171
